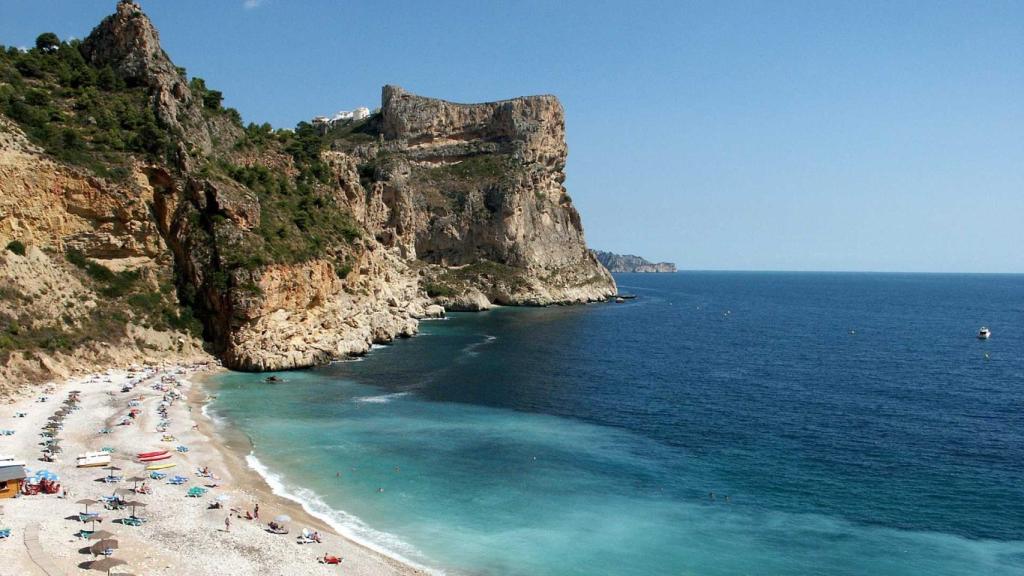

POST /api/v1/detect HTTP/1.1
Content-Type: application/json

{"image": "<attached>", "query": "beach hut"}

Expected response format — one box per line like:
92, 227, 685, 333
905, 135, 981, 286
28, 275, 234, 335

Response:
0, 464, 27, 498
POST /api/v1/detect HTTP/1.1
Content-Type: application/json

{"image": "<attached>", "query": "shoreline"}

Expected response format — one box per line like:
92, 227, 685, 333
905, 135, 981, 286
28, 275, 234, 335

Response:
191, 369, 439, 575
0, 361, 429, 576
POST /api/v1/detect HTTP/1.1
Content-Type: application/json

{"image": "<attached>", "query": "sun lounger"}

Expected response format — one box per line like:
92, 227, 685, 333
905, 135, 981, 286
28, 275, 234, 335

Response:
186, 487, 207, 497
122, 516, 144, 527
79, 512, 100, 523
297, 528, 315, 544
149, 471, 167, 480
0, 529, 11, 539
176, 445, 190, 453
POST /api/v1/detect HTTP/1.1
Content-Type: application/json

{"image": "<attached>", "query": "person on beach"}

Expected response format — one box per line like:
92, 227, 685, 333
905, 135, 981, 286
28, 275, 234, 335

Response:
254, 503, 259, 519
225, 515, 231, 532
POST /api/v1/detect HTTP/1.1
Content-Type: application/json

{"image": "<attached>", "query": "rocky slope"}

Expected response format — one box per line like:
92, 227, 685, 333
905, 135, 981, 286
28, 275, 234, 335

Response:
0, 0, 614, 380
592, 250, 677, 273
0, 116, 207, 393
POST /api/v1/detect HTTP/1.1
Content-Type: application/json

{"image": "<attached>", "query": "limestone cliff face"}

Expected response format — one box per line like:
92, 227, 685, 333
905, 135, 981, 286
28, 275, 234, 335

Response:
363, 86, 616, 307
0, 118, 208, 389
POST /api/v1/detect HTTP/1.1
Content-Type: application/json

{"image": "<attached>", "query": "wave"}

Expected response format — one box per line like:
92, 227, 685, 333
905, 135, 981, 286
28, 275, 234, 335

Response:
245, 452, 443, 574
354, 391, 411, 404
460, 335, 498, 357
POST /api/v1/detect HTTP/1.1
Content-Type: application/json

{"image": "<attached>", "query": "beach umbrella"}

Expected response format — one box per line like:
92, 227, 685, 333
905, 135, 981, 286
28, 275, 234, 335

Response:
273, 514, 291, 523
88, 530, 115, 540
34, 470, 58, 481
90, 539, 119, 557
77, 498, 99, 513
88, 557, 126, 575
124, 500, 146, 517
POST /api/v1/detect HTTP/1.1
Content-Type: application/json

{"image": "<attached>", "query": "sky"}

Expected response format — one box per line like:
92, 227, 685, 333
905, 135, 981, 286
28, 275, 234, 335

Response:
1, 1, 1022, 272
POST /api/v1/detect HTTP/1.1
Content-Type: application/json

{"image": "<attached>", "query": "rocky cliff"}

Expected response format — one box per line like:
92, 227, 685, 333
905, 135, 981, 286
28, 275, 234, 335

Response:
592, 250, 677, 273
0, 0, 614, 381
362, 85, 616, 308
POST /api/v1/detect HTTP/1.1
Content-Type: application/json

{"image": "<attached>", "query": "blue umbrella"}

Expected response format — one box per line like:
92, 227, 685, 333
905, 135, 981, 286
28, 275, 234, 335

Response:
34, 470, 58, 481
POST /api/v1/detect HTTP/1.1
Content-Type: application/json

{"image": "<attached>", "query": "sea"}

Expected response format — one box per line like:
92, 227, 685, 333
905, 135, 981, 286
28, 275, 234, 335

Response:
208, 272, 1024, 576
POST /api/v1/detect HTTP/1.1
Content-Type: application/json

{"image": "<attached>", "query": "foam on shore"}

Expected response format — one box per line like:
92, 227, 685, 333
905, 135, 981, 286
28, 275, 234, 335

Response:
244, 452, 441, 575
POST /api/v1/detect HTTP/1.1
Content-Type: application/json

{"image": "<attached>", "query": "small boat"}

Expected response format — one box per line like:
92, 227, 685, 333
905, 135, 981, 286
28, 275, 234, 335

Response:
0, 455, 25, 467
978, 327, 991, 340
145, 462, 176, 471
75, 452, 112, 468
138, 453, 172, 462
137, 450, 169, 459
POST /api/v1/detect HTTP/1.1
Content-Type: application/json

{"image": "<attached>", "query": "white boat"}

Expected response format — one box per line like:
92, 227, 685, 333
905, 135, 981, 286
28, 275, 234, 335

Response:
75, 452, 112, 468
978, 327, 991, 340
0, 455, 25, 467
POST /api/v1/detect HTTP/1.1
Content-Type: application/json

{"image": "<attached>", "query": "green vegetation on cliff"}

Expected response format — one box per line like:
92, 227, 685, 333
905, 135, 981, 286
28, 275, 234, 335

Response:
217, 161, 361, 269
0, 35, 173, 176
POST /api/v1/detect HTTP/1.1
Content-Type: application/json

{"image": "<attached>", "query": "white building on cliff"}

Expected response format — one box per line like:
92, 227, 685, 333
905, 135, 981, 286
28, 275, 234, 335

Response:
312, 107, 372, 132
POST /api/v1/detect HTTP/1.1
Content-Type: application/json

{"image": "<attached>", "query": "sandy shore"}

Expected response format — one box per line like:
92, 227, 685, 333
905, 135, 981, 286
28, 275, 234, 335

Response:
0, 362, 427, 576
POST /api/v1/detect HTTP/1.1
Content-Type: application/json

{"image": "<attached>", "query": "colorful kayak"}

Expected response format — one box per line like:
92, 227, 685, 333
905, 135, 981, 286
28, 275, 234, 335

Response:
137, 450, 169, 459
145, 462, 176, 471
138, 453, 172, 462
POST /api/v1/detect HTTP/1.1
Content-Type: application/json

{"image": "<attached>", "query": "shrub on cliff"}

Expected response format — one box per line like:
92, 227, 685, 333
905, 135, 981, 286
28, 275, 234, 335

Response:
35, 32, 60, 52
0, 39, 175, 176
5, 240, 26, 256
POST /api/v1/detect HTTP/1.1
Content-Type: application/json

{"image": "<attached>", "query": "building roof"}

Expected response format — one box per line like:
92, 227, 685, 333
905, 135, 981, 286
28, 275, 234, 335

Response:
0, 465, 27, 482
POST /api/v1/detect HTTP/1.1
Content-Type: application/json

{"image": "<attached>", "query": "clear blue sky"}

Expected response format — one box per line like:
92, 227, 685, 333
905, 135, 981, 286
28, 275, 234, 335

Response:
3, 1, 1022, 272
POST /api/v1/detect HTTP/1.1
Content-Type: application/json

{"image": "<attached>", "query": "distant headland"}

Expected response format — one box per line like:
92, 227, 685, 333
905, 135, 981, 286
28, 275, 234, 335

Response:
592, 251, 676, 273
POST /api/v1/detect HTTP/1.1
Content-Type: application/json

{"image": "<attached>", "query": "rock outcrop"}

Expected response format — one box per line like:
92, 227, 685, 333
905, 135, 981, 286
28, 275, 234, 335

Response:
353, 85, 616, 306
80, 0, 238, 160
592, 250, 677, 273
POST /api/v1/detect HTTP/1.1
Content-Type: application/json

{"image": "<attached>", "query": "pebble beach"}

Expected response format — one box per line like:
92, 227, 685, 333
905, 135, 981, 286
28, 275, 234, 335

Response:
0, 362, 425, 576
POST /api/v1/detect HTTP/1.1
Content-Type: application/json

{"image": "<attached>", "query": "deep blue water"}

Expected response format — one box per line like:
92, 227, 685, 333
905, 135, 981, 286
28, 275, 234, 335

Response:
211, 272, 1024, 575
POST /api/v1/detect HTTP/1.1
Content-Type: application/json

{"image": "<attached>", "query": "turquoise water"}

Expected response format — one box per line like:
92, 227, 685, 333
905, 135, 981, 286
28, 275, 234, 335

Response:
210, 272, 1024, 575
